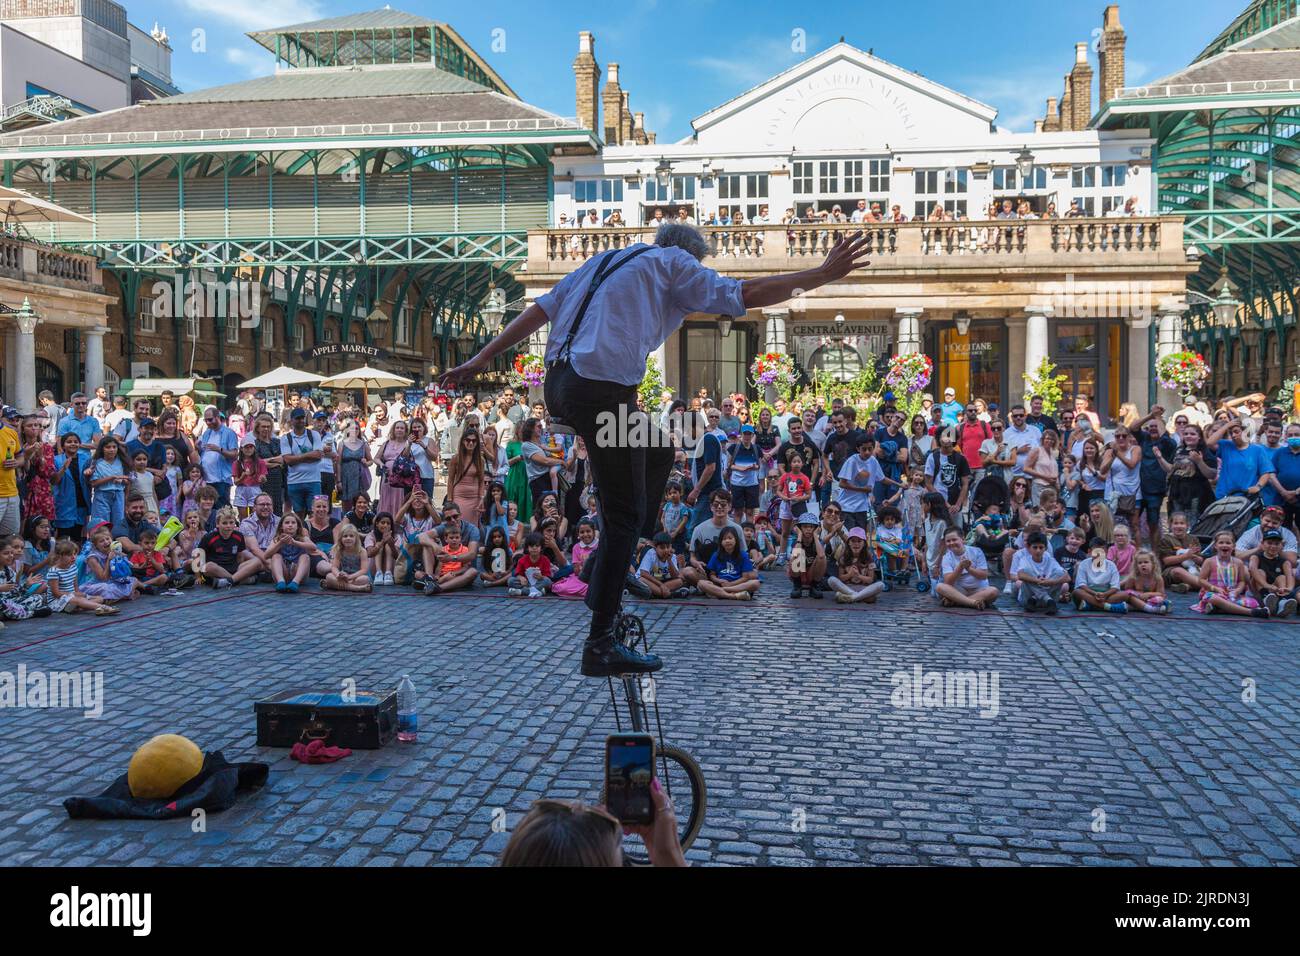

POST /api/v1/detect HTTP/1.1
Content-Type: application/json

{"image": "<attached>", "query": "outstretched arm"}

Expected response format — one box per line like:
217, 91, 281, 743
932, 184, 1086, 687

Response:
440, 304, 550, 390
740, 232, 872, 309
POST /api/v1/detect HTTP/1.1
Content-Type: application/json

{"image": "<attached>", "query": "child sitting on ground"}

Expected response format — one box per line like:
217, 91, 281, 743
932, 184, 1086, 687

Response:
554, 518, 599, 597
1193, 531, 1265, 617
425, 523, 477, 595
1107, 523, 1137, 579
323, 523, 372, 592
478, 526, 513, 590
1248, 528, 1297, 618
1072, 545, 1126, 613
1120, 548, 1169, 614
1011, 531, 1070, 614
1053, 527, 1089, 603
265, 511, 319, 593
788, 513, 827, 599
81, 524, 141, 603
508, 533, 553, 598
190, 485, 220, 534
365, 512, 399, 584
700, 526, 760, 601
0, 534, 50, 620
817, 502, 849, 570
637, 531, 689, 599
1157, 511, 1204, 594
199, 507, 260, 589
1002, 517, 1047, 593
828, 527, 885, 604
44, 538, 115, 615
129, 527, 172, 594
750, 514, 779, 569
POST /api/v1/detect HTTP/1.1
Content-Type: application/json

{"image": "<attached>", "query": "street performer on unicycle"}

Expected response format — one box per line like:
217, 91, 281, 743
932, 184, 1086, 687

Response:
442, 224, 872, 677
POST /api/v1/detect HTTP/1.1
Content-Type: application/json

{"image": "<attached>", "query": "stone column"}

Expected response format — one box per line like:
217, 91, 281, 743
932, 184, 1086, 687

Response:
761, 308, 790, 403
1023, 305, 1053, 387
1154, 300, 1186, 412
526, 299, 545, 405
83, 325, 108, 395
12, 318, 38, 413
2, 328, 15, 404
895, 307, 924, 354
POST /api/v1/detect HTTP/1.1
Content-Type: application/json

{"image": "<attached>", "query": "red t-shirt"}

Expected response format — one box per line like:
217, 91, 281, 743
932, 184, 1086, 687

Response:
781, 472, 812, 502
515, 553, 553, 577
957, 420, 991, 471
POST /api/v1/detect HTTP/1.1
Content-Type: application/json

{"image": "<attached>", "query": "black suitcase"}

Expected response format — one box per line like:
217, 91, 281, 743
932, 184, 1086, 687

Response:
253, 689, 398, 749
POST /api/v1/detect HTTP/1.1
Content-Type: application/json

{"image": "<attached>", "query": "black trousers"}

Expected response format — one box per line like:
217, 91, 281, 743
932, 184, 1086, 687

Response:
545, 360, 675, 620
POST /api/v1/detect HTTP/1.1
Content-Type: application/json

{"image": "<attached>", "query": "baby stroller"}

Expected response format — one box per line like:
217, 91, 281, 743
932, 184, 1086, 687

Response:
1190, 494, 1261, 555
875, 526, 929, 592
969, 472, 1009, 521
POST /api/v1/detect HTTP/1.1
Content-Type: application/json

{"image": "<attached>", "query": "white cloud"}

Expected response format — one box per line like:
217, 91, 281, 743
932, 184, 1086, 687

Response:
225, 46, 277, 77
960, 65, 1068, 134
180, 0, 324, 33
691, 34, 817, 91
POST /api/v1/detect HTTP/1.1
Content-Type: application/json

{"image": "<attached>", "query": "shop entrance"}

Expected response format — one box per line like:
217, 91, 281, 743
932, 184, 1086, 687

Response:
930, 321, 1008, 410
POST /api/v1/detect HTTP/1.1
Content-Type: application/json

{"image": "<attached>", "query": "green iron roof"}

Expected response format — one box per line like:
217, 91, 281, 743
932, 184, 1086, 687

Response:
248, 7, 437, 39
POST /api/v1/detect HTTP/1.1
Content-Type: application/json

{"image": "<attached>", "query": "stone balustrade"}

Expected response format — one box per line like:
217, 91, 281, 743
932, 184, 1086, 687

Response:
0, 234, 102, 292
528, 216, 1181, 273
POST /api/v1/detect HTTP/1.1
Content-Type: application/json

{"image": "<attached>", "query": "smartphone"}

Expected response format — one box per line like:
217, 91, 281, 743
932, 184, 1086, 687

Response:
605, 733, 655, 825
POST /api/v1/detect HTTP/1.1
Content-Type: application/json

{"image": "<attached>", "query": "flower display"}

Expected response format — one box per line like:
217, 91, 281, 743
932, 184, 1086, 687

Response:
510, 353, 547, 389
1155, 351, 1209, 396
884, 352, 933, 395
749, 352, 797, 392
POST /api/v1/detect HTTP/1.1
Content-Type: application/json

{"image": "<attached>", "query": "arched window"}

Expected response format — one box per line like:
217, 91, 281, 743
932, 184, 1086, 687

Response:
806, 343, 864, 383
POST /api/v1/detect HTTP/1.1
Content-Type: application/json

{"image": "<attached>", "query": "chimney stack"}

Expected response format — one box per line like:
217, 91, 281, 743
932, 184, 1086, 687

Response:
620, 90, 633, 144
1043, 96, 1060, 132
1059, 76, 1074, 132
633, 111, 647, 144
1034, 119, 1044, 133
1098, 5, 1126, 105
1070, 42, 1093, 129
603, 62, 623, 144
572, 32, 600, 136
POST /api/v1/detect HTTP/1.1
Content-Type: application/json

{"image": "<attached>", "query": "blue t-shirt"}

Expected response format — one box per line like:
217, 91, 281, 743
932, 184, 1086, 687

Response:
1215, 441, 1274, 499
1268, 446, 1300, 506
198, 425, 238, 484
56, 414, 101, 445
707, 548, 754, 582
661, 501, 689, 538
939, 400, 964, 426
728, 443, 760, 488
693, 432, 724, 495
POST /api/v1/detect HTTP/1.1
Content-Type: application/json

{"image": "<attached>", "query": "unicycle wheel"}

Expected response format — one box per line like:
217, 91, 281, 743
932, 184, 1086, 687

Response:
615, 612, 646, 651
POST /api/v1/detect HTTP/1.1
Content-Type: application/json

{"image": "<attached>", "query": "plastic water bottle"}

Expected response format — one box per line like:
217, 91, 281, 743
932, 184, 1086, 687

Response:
396, 675, 418, 742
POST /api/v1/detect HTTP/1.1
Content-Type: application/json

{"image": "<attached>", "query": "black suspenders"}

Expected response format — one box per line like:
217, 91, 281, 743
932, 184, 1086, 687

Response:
553, 245, 654, 366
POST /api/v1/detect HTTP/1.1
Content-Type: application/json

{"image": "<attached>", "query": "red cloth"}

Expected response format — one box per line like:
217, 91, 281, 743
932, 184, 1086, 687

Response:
290, 739, 353, 764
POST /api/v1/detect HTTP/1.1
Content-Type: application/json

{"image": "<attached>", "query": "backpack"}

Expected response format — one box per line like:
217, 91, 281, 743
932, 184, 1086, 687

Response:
956, 420, 991, 448
387, 448, 420, 489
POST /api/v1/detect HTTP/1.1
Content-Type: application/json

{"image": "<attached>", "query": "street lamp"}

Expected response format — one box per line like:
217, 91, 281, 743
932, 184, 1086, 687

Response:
365, 304, 390, 342
654, 157, 672, 189
3, 297, 40, 335
1015, 146, 1035, 181
481, 285, 507, 335
954, 311, 972, 336
1209, 265, 1242, 328
718, 315, 734, 337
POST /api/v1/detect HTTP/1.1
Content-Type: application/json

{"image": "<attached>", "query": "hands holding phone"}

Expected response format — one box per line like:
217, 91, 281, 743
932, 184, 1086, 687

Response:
621, 778, 687, 867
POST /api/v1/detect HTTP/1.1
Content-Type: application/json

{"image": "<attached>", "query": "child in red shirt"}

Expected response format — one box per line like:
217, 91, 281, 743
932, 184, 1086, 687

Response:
508, 533, 553, 597
129, 527, 172, 593
424, 525, 477, 595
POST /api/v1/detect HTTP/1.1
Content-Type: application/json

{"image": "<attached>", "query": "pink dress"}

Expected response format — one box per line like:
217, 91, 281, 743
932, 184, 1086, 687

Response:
552, 539, 596, 597
378, 441, 409, 517
1192, 556, 1258, 613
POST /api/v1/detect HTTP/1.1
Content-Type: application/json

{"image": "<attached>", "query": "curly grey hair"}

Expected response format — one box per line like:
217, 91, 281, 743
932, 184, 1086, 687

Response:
654, 222, 710, 260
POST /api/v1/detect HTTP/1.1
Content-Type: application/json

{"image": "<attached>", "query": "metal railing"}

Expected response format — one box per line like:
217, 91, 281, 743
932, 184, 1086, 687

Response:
0, 234, 100, 289
533, 217, 1174, 267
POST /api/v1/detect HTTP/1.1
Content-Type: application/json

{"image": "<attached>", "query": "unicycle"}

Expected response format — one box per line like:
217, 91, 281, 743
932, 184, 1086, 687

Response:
600, 611, 707, 866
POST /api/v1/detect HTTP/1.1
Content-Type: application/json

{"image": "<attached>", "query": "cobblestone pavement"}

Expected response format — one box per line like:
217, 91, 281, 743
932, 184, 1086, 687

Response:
0, 575, 1296, 867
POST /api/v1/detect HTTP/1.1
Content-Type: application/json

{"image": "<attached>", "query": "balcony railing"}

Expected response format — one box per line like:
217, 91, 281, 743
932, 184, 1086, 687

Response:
0, 234, 102, 292
529, 217, 1180, 272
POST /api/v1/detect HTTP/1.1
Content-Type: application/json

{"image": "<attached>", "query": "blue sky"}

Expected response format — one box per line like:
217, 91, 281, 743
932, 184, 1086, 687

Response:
141, 0, 1248, 139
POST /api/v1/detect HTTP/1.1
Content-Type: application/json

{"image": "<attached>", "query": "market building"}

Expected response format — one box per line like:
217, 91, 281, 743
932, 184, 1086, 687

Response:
527, 7, 1200, 417
0, 7, 591, 409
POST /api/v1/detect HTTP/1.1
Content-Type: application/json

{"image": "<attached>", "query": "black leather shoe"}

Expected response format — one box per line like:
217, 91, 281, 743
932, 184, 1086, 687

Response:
581, 634, 663, 677
578, 557, 594, 584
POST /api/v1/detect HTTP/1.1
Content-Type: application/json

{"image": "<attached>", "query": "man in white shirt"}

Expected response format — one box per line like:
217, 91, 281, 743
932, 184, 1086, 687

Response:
835, 434, 884, 529
442, 223, 872, 677
1001, 405, 1041, 477
850, 200, 869, 223
87, 385, 110, 425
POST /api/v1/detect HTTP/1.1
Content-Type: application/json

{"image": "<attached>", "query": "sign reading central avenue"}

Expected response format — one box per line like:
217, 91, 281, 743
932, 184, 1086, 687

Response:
301, 343, 389, 362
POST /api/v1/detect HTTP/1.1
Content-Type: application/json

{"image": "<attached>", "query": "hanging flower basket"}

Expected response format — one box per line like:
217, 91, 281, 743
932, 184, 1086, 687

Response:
1155, 351, 1209, 397
884, 352, 933, 395
510, 353, 547, 389
749, 351, 797, 394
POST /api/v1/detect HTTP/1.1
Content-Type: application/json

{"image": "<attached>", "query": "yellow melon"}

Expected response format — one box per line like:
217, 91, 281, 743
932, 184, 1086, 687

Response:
127, 734, 204, 799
